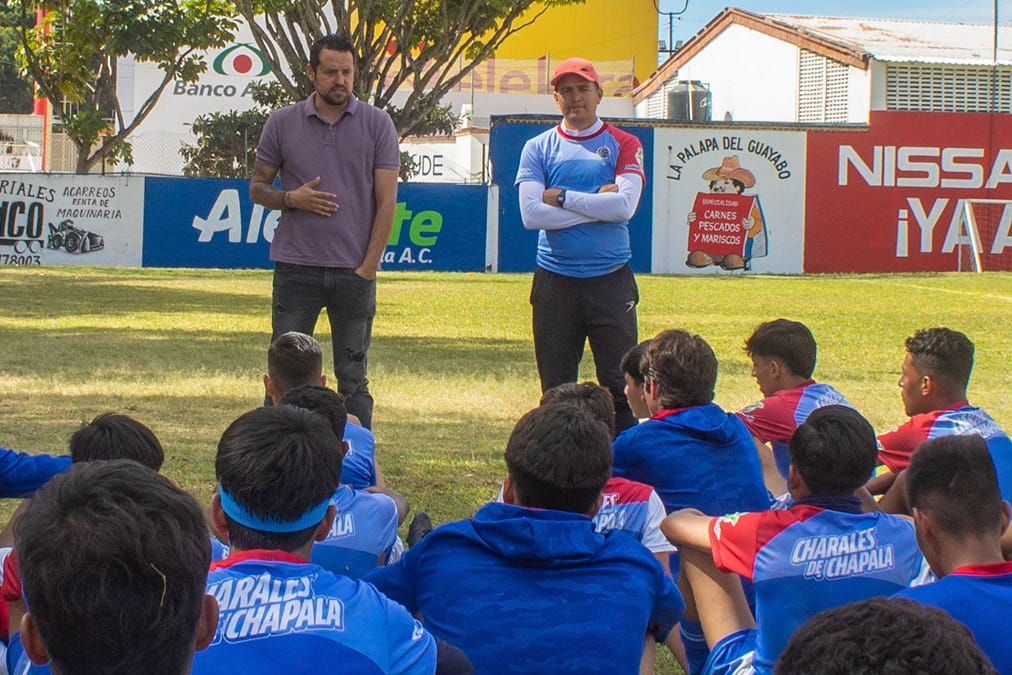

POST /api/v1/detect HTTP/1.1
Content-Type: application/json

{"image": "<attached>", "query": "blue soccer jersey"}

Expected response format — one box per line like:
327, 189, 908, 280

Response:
343, 422, 378, 489
367, 502, 683, 675
736, 381, 852, 479
311, 485, 398, 579
878, 403, 1012, 500
191, 550, 436, 675
895, 561, 1012, 675
515, 123, 644, 278
709, 505, 928, 674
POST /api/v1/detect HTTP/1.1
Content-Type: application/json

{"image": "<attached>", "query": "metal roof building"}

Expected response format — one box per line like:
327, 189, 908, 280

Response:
633, 7, 1012, 124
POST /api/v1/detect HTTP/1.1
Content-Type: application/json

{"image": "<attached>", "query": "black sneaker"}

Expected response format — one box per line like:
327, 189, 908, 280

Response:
407, 511, 433, 547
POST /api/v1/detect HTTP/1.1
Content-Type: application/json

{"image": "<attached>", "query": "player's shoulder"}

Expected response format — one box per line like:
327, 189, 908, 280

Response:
603, 123, 641, 145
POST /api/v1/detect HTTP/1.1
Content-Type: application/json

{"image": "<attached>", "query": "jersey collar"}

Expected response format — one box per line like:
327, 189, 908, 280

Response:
950, 560, 1012, 577
557, 118, 605, 141
211, 549, 308, 571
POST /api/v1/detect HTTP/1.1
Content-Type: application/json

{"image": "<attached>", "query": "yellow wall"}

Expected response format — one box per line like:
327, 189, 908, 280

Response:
491, 0, 658, 88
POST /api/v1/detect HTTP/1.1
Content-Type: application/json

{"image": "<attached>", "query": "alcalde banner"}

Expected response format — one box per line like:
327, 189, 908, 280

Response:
805, 111, 1012, 272
142, 177, 487, 271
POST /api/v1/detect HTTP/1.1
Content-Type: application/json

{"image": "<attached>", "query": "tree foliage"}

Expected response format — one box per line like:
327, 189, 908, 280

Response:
0, 5, 33, 113
233, 0, 584, 140
179, 80, 282, 178
11, 0, 237, 173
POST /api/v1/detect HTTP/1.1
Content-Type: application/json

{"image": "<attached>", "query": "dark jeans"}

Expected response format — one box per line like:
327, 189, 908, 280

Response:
271, 262, 376, 428
530, 264, 639, 432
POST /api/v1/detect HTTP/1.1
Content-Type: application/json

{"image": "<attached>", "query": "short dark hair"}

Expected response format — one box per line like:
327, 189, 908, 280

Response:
267, 331, 323, 397
905, 327, 974, 393
310, 33, 356, 69
68, 412, 165, 470
16, 460, 210, 675
280, 385, 349, 442
620, 340, 651, 385
788, 405, 876, 495
643, 329, 717, 409
505, 404, 612, 515
216, 406, 341, 552
775, 598, 997, 675
907, 435, 1003, 537
540, 381, 617, 439
745, 319, 816, 379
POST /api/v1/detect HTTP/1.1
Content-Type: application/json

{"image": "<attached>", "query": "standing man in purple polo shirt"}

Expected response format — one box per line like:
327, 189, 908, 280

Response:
250, 33, 400, 429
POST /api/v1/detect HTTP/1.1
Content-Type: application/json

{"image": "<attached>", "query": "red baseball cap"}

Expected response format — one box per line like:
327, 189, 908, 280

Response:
551, 58, 601, 87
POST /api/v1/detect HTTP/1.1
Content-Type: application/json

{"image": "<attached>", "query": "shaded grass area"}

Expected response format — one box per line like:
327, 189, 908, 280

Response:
1, 267, 1011, 673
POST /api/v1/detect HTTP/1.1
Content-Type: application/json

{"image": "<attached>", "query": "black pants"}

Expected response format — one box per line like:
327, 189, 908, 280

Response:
531, 265, 639, 432
270, 262, 376, 428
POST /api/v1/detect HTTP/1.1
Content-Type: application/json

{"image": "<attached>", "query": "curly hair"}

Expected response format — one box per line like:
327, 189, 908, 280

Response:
775, 598, 996, 675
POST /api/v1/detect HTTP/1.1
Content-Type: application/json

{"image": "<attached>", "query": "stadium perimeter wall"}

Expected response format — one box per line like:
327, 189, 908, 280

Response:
1, 111, 1009, 273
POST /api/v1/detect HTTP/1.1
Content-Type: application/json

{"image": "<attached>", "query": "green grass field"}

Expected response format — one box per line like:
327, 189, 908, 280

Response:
1, 267, 1011, 672
3, 267, 1012, 517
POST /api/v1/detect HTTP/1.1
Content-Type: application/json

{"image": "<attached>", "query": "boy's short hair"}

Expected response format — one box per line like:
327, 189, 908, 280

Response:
643, 329, 717, 409
505, 403, 612, 515
16, 460, 211, 675
788, 405, 877, 495
267, 331, 323, 396
907, 434, 1003, 537
775, 598, 997, 675
68, 412, 165, 470
744, 319, 817, 379
216, 406, 341, 552
905, 327, 974, 392
280, 385, 349, 442
620, 340, 652, 384
540, 381, 617, 439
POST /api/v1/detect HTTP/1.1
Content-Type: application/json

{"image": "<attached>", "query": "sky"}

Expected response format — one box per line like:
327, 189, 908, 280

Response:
657, 0, 1006, 47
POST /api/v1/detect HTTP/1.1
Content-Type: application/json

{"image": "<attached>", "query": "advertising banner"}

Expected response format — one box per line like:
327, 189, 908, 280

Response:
652, 128, 806, 274
0, 175, 144, 267
142, 177, 487, 271
805, 111, 1012, 272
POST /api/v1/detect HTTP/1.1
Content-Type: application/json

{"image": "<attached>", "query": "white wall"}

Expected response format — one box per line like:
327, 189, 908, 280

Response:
668, 24, 800, 123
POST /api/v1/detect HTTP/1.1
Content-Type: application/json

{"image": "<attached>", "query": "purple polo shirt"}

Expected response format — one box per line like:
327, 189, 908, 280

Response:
257, 93, 400, 268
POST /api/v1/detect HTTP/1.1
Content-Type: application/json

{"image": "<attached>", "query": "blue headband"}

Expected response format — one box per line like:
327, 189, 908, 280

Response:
218, 486, 331, 533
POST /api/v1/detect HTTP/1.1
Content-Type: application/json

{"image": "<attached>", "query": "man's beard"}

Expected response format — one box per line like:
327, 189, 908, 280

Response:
318, 87, 348, 106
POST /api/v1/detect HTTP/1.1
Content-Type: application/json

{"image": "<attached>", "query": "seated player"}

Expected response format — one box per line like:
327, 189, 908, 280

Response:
367, 404, 684, 675
4, 412, 169, 669
869, 327, 1012, 502
893, 435, 1011, 674
14, 460, 218, 675
612, 329, 769, 671
661, 406, 929, 675
539, 382, 684, 672
192, 406, 468, 675
619, 340, 652, 422
279, 385, 401, 578
612, 329, 769, 518
774, 598, 997, 675
265, 331, 379, 490
734, 319, 851, 495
